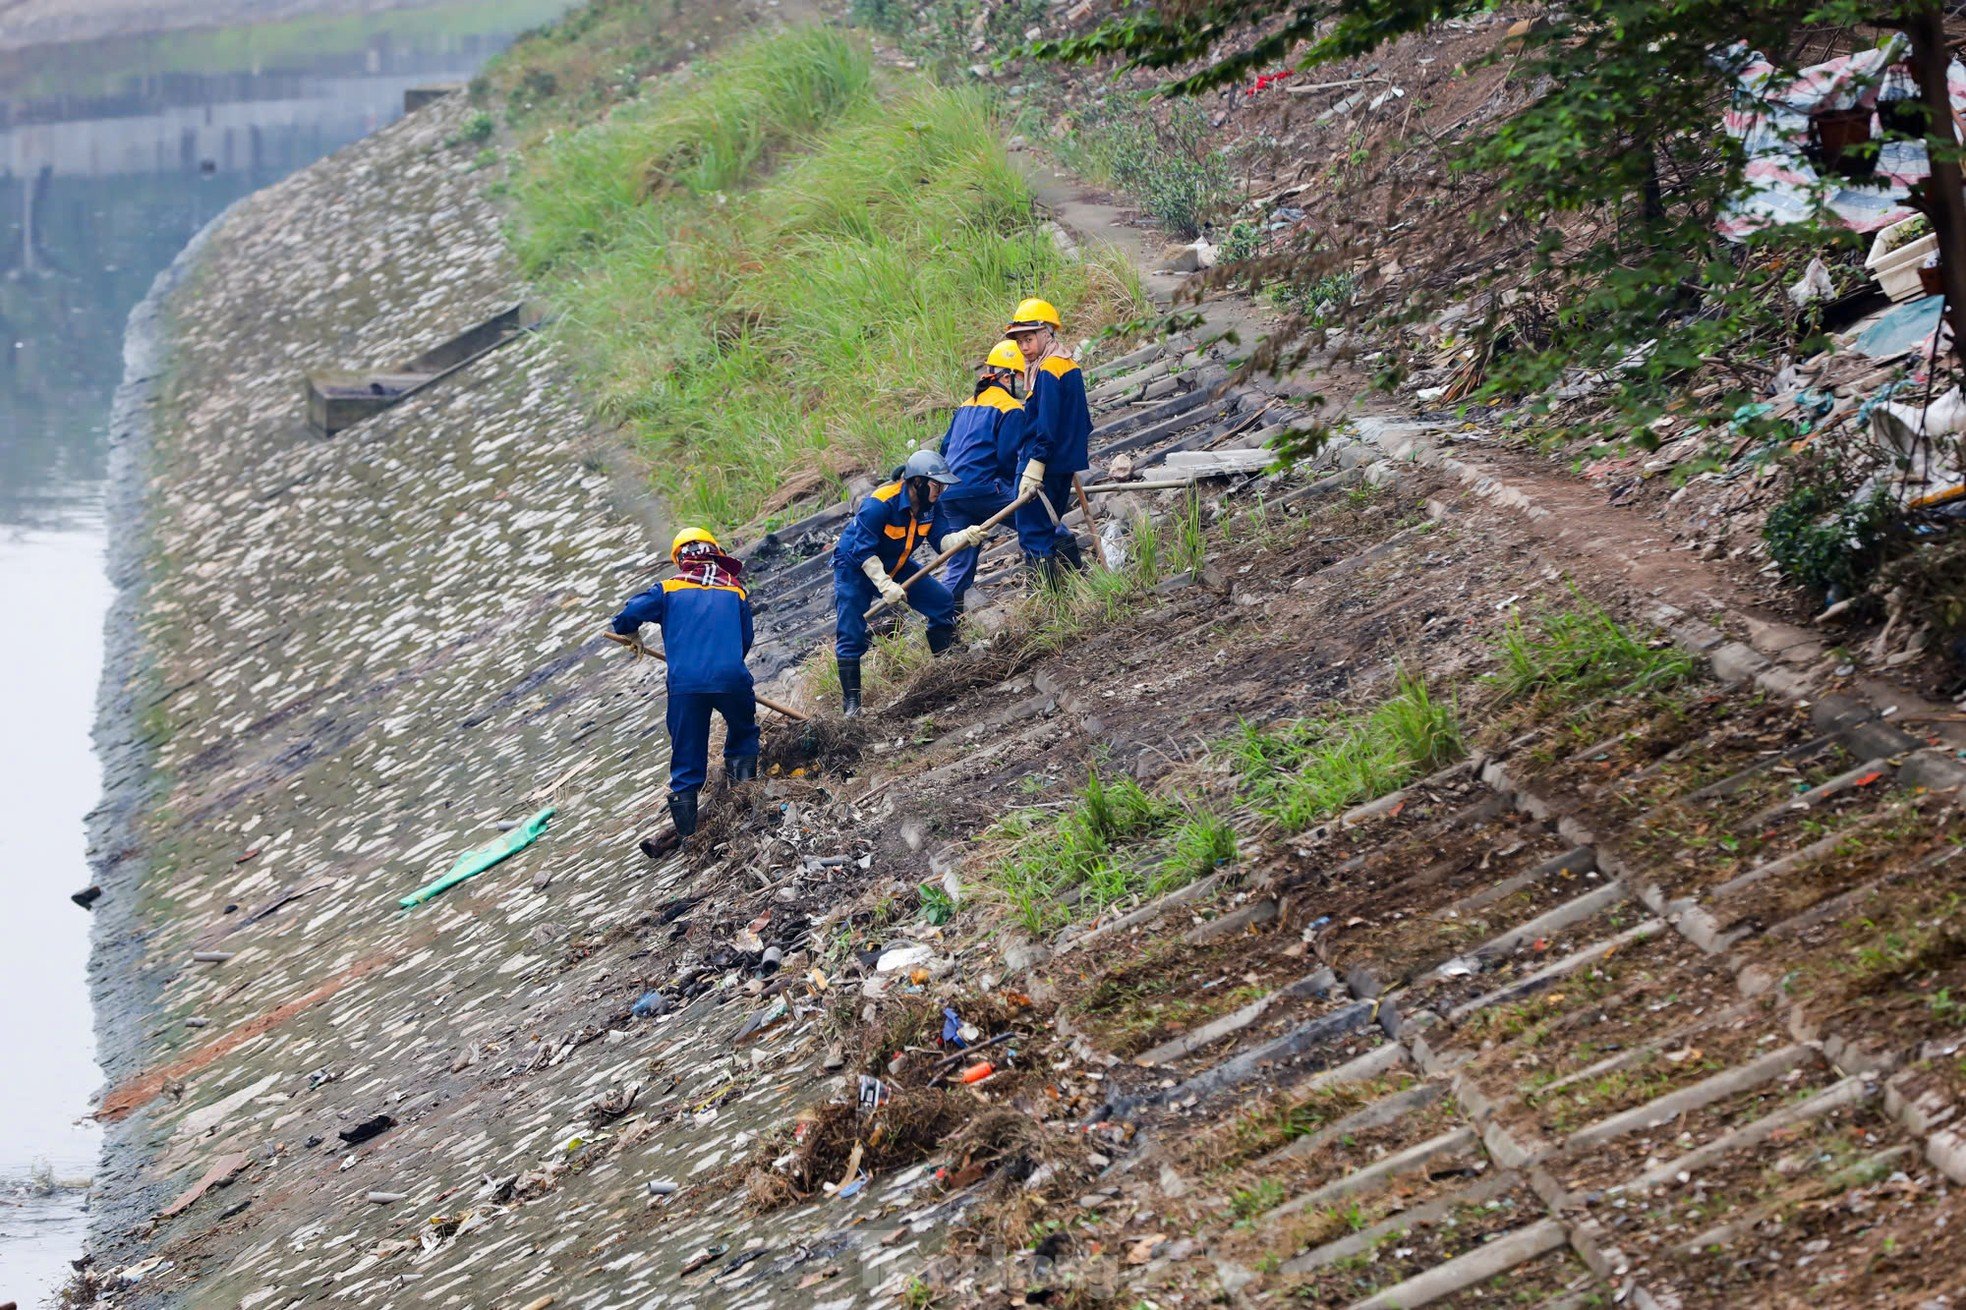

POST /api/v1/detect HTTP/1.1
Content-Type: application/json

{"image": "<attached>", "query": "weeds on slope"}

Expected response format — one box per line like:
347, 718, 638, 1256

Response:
982, 764, 1237, 932
507, 27, 1146, 525
509, 28, 872, 272
1488, 598, 1695, 708
1229, 672, 1463, 834
1040, 93, 1233, 239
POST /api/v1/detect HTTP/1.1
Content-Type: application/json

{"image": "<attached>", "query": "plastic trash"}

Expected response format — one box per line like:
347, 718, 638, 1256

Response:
338, 1115, 395, 1146
399, 806, 555, 908
1788, 257, 1835, 308
630, 991, 669, 1018
941, 1007, 965, 1047
958, 1062, 995, 1084
874, 944, 934, 974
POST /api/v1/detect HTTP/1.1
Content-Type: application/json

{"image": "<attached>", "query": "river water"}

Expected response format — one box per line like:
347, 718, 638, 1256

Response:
0, 3, 567, 1301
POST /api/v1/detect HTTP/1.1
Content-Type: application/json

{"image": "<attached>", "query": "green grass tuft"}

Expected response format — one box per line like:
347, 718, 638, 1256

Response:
1159, 804, 1238, 891
1232, 671, 1463, 834
983, 764, 1184, 932
1489, 599, 1695, 707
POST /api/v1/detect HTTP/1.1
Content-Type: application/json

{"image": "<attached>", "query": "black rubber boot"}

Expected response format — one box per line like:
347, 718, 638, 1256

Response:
1023, 551, 1064, 591
927, 626, 956, 657
1021, 551, 1047, 590
666, 788, 699, 839
726, 755, 758, 785
1055, 533, 1086, 573
838, 658, 863, 718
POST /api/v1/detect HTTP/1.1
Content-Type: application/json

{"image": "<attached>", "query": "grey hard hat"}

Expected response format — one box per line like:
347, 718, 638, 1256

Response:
902, 448, 958, 485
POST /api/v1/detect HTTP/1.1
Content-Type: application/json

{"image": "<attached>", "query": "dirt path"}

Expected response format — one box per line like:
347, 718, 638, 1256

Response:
1020, 153, 1966, 755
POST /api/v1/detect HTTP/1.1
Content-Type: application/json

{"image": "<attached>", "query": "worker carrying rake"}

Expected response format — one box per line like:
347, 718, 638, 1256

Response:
832, 449, 985, 717
1004, 296, 1093, 586
606, 527, 759, 840
931, 338, 1031, 617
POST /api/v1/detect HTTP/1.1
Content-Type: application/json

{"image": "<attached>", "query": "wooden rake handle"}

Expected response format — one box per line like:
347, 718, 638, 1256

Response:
600, 631, 807, 722
862, 488, 1036, 621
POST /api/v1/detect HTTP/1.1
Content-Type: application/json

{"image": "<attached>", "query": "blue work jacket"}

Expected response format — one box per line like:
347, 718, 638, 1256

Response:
610, 577, 754, 694
833, 481, 933, 578
939, 382, 1028, 498
1026, 355, 1092, 475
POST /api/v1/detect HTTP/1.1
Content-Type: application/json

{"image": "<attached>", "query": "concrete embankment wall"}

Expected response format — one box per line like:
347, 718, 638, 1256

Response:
80, 94, 890, 1305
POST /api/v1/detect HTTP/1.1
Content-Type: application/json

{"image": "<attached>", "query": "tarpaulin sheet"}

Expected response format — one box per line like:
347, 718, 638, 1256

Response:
1719, 36, 1966, 240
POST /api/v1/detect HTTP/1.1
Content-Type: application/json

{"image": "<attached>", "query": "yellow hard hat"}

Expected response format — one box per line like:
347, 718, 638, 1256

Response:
1004, 297, 1062, 335
984, 339, 1026, 371
670, 526, 718, 564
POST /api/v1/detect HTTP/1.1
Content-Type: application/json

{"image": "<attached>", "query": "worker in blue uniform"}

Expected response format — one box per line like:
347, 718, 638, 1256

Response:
607, 527, 758, 839
932, 339, 1029, 615
1004, 297, 1091, 585
832, 449, 982, 717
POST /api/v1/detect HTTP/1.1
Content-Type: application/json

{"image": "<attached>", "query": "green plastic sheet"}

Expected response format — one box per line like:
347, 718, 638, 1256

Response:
399, 806, 555, 908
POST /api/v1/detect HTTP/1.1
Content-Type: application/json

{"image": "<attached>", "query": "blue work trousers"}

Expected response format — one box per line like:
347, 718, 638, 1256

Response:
1013, 462, 1081, 558
834, 562, 956, 660
933, 485, 1013, 608
665, 688, 759, 795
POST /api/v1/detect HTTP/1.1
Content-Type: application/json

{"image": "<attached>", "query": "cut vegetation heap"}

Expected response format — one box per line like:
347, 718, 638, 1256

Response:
507, 26, 1143, 525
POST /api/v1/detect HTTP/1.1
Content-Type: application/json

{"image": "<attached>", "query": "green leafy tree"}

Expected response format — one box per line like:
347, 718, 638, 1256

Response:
1036, 3, 1966, 435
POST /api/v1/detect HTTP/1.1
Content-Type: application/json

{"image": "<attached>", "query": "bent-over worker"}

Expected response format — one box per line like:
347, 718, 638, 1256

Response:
931, 339, 1029, 615
609, 527, 758, 839
832, 449, 981, 717
1004, 296, 1092, 585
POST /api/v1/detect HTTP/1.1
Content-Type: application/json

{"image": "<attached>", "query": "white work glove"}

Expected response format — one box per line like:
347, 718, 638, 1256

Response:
862, 554, 908, 606
940, 525, 986, 553
1018, 459, 1047, 499
603, 630, 652, 659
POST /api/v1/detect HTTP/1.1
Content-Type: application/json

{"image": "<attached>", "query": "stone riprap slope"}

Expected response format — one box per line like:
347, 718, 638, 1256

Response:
82, 93, 855, 1308
82, 89, 1293, 1310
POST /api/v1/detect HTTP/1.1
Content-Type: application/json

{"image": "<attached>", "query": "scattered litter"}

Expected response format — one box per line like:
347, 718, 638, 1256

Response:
158, 1152, 250, 1220
630, 991, 670, 1019
365, 1190, 408, 1204
874, 944, 934, 974
733, 997, 788, 1044
1854, 294, 1945, 360
399, 806, 555, 908
338, 1115, 396, 1146
117, 1256, 171, 1285
1787, 257, 1835, 308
